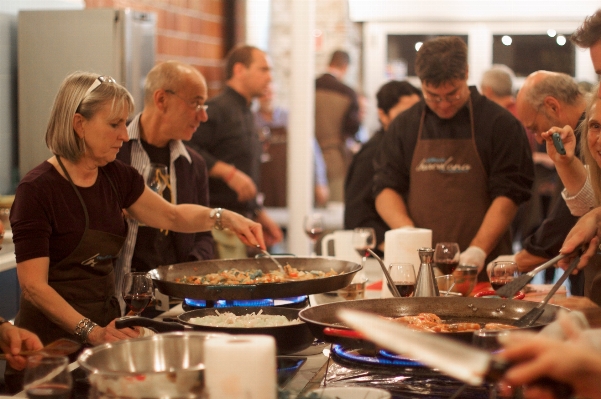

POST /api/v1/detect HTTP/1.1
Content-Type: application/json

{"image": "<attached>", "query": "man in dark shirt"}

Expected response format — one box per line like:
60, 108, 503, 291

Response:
373, 37, 534, 280
344, 81, 421, 255
187, 45, 283, 255
116, 61, 214, 310
315, 50, 361, 202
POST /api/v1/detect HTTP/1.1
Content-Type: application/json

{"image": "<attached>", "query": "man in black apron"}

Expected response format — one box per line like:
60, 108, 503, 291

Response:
373, 36, 534, 280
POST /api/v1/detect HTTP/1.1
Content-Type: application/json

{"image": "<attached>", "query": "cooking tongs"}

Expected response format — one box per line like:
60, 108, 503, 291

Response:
494, 253, 565, 298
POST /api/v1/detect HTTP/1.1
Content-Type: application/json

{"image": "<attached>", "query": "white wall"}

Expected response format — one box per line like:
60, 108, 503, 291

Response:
0, 0, 83, 195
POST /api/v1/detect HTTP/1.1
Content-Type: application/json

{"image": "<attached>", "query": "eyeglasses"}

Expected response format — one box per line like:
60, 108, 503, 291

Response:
83, 76, 117, 98
165, 90, 208, 113
423, 91, 463, 104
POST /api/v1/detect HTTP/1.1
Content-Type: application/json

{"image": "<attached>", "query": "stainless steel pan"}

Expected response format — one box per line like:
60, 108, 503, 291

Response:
299, 297, 562, 345
149, 257, 361, 300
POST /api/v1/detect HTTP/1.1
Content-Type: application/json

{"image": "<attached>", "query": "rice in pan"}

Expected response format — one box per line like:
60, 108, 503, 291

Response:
188, 309, 302, 328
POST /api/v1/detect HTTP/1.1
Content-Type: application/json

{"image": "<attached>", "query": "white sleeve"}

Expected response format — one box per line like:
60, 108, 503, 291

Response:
562, 169, 597, 216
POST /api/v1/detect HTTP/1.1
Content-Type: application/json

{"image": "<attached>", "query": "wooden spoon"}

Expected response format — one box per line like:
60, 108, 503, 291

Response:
0, 338, 81, 359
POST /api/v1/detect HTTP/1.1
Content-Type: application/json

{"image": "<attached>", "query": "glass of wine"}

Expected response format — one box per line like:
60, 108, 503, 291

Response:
303, 213, 325, 256
145, 163, 169, 195
24, 356, 72, 399
122, 272, 154, 316
433, 242, 460, 276
388, 263, 416, 297
472, 329, 511, 399
352, 227, 376, 267
487, 261, 518, 290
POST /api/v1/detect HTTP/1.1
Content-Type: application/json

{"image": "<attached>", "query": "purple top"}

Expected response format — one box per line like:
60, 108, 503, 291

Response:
10, 160, 145, 265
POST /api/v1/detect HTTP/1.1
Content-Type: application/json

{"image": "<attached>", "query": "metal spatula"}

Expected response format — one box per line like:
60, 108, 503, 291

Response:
513, 256, 580, 328
494, 253, 566, 298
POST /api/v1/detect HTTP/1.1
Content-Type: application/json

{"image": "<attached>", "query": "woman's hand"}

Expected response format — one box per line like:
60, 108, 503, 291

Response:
0, 322, 44, 370
540, 125, 577, 164
559, 207, 601, 269
86, 319, 140, 345
221, 210, 266, 249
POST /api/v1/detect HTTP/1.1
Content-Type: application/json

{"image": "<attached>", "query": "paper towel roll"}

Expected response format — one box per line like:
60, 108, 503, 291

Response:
204, 334, 277, 399
382, 227, 432, 298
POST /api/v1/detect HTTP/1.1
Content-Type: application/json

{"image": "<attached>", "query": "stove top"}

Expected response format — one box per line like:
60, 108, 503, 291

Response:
323, 345, 491, 399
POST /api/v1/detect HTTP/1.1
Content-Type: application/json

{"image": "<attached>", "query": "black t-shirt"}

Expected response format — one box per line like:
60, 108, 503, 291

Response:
131, 141, 178, 272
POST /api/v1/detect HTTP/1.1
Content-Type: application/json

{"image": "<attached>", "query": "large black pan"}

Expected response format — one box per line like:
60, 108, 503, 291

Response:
116, 306, 315, 355
299, 297, 562, 345
149, 257, 361, 300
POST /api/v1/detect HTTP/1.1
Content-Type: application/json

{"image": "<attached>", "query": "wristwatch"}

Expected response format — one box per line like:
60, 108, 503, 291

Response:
210, 208, 224, 230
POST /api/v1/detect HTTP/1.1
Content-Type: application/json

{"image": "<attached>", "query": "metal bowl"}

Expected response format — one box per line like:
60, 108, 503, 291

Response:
78, 332, 221, 398
449, 264, 478, 297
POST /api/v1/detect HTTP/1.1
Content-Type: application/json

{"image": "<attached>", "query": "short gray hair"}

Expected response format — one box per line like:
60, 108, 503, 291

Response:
481, 65, 515, 97
143, 61, 205, 106
523, 72, 581, 109
46, 71, 134, 162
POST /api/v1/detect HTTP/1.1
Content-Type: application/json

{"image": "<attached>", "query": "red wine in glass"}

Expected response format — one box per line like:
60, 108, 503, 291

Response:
305, 227, 324, 242
388, 281, 415, 297
123, 293, 153, 314
490, 277, 514, 290
122, 272, 154, 316
435, 260, 459, 275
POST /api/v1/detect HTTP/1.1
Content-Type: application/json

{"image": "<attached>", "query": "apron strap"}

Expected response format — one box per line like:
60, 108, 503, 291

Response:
56, 155, 89, 230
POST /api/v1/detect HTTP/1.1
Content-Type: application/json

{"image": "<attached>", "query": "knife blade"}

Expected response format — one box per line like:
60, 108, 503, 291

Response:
337, 309, 573, 397
337, 309, 496, 385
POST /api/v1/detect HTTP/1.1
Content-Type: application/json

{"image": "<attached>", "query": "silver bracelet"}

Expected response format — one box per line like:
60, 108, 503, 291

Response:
74, 317, 98, 343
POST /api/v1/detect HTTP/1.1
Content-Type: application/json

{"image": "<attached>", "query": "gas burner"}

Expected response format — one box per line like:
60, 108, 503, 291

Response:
330, 344, 425, 370
182, 295, 308, 310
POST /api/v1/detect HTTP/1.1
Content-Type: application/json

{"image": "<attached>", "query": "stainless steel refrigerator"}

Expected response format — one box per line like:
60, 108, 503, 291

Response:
17, 8, 156, 177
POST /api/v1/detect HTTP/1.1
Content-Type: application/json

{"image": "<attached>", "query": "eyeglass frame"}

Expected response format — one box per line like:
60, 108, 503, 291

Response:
165, 90, 208, 113
422, 90, 464, 104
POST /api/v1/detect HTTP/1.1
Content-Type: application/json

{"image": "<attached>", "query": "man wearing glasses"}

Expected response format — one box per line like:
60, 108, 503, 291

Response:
373, 36, 534, 281
115, 61, 214, 312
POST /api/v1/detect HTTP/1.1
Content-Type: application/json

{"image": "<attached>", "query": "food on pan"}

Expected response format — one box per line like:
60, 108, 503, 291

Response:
174, 264, 338, 285
391, 313, 517, 333
187, 309, 302, 328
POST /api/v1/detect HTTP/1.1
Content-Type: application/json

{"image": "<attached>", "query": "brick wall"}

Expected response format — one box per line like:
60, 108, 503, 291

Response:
85, 0, 239, 97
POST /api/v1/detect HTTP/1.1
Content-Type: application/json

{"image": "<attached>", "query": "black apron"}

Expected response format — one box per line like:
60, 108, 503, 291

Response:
15, 156, 125, 344
407, 100, 512, 281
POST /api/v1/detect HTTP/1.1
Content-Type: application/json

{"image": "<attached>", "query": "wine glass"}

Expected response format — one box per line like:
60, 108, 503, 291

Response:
352, 227, 376, 267
145, 163, 169, 195
473, 329, 511, 399
487, 261, 518, 291
23, 356, 72, 399
388, 263, 416, 297
303, 213, 324, 256
122, 272, 154, 316
433, 242, 460, 276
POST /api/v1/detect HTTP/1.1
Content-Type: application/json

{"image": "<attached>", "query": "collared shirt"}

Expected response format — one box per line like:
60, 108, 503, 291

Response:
115, 113, 213, 312
187, 86, 262, 216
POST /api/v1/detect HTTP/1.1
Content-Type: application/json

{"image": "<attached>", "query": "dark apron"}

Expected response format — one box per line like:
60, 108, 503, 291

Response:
407, 100, 511, 281
15, 156, 124, 345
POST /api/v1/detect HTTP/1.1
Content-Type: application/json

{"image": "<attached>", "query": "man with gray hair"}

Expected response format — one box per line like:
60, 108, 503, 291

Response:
500, 70, 587, 295
116, 60, 214, 312
480, 65, 517, 114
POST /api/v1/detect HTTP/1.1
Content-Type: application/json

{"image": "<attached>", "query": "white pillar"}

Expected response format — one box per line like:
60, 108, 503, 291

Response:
287, 0, 315, 256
